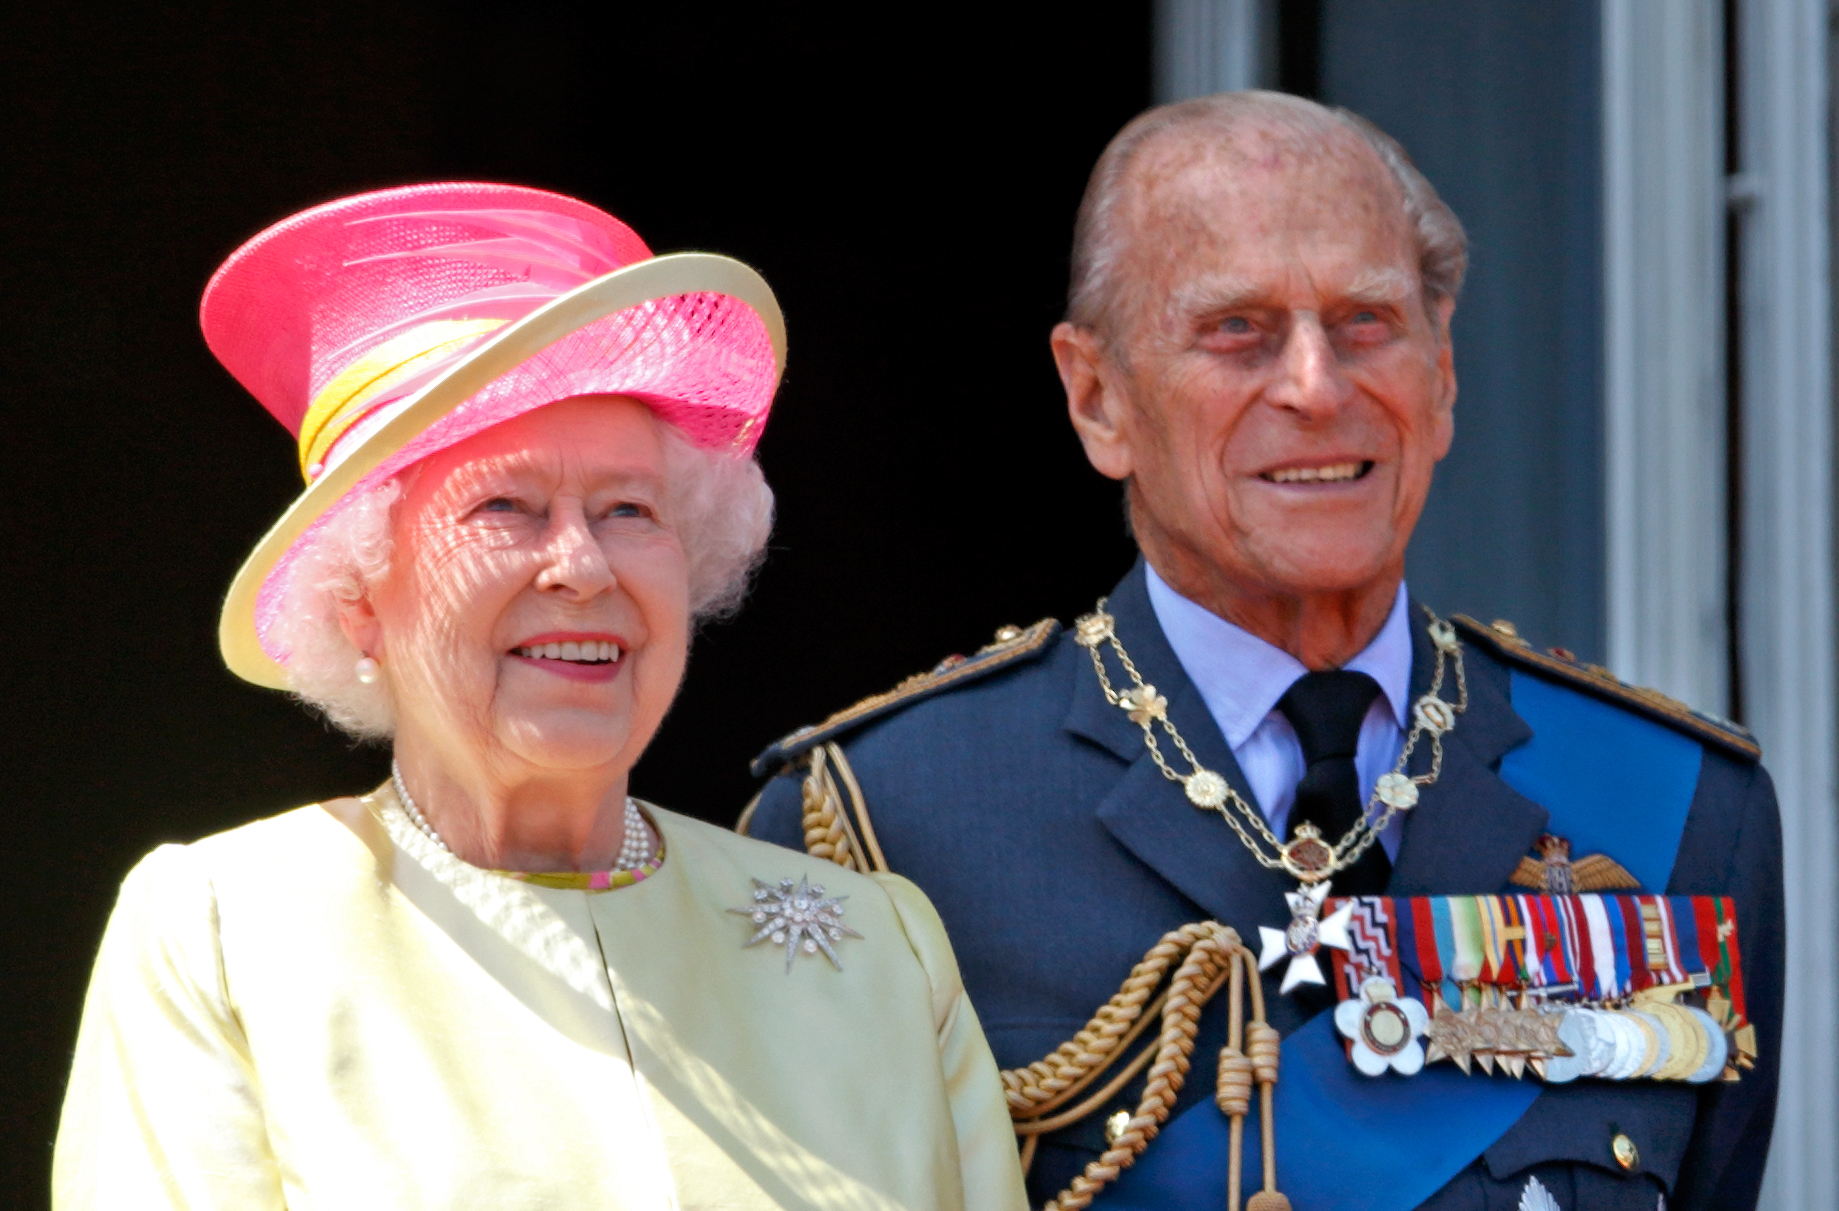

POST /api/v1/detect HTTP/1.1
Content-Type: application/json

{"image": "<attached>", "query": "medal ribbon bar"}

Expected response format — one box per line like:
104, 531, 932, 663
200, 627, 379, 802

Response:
1326, 894, 1756, 1085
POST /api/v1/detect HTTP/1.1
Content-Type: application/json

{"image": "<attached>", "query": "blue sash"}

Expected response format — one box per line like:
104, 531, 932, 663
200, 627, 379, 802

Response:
1498, 671, 1701, 893
1099, 670, 1703, 1209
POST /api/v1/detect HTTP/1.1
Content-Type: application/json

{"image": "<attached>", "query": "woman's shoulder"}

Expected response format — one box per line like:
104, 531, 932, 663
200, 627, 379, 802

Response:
158, 797, 382, 872
645, 801, 895, 900
115, 795, 390, 917
92, 802, 360, 999
645, 803, 963, 1010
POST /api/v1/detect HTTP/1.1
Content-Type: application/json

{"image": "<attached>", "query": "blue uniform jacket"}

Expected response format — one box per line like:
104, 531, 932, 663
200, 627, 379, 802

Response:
747, 562, 1783, 1210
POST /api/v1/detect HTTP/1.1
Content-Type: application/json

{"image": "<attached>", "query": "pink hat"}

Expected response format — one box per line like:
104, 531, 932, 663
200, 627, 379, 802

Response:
204, 182, 785, 689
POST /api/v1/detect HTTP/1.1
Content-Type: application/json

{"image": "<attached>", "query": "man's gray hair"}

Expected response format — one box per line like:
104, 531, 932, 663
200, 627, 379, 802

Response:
1067, 91, 1468, 341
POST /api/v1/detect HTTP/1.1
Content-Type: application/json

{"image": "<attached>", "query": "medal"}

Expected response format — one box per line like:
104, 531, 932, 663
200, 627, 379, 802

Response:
1607, 1010, 1650, 1079
1626, 1010, 1668, 1077
1333, 976, 1430, 1075
1704, 989, 1760, 1080
1257, 876, 1355, 992
1648, 1003, 1700, 1081
1685, 1005, 1730, 1082
1542, 1009, 1596, 1083
1324, 892, 1755, 1086
1075, 604, 1470, 997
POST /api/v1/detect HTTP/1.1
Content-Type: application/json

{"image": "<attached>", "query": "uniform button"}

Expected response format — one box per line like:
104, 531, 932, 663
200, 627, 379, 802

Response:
1104, 1109, 1131, 1144
1611, 1132, 1640, 1170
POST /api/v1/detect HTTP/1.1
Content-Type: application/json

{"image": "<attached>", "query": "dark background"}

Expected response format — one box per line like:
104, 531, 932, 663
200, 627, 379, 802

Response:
5, 0, 1613, 1199
2, 0, 1161, 1197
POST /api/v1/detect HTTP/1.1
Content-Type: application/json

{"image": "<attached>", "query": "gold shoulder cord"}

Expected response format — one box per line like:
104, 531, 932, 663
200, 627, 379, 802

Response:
795, 738, 1285, 1211
1006, 921, 1288, 1211
790, 730, 1288, 1208
797, 741, 890, 875
781, 605, 1482, 1211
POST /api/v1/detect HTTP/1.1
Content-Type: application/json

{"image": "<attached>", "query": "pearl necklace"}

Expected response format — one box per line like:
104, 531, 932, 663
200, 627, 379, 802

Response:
389, 761, 657, 873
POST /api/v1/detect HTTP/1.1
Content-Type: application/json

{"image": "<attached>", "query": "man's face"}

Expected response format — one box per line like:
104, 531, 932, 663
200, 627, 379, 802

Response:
1070, 127, 1456, 608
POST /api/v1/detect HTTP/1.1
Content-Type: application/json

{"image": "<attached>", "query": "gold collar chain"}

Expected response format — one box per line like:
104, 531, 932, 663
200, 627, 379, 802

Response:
1073, 599, 1469, 883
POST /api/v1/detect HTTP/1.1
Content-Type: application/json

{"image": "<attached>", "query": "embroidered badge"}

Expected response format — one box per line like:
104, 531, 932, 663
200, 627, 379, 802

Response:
1509, 833, 1641, 894
1518, 1174, 1560, 1211
729, 876, 862, 972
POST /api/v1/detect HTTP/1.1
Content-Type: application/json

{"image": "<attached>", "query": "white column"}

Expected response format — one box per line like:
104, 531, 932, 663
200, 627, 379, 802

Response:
1602, 0, 1731, 714
1737, 2, 1837, 1205
1153, 0, 1275, 102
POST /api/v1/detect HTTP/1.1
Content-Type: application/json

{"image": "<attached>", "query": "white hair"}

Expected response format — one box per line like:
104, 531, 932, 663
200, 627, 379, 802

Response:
268, 423, 775, 740
1067, 90, 1468, 345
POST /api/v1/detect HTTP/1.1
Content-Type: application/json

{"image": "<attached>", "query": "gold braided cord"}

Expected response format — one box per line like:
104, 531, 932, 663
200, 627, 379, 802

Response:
826, 743, 889, 873
1222, 951, 1249, 1210
1032, 923, 1236, 1210
1215, 1046, 1254, 1116
998, 922, 1288, 1211
1010, 1018, 1168, 1137
1009, 988, 1171, 1127
733, 788, 763, 838
798, 746, 858, 871
789, 749, 1293, 1206
788, 763, 1279, 1205
1003, 926, 1218, 1120
776, 620, 1344, 1207
797, 743, 886, 875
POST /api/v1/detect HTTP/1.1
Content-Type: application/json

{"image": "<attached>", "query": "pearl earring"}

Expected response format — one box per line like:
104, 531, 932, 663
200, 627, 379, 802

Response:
355, 655, 381, 685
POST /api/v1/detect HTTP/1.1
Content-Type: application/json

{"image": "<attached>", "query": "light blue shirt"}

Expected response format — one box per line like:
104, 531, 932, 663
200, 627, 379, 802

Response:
1144, 565, 1413, 862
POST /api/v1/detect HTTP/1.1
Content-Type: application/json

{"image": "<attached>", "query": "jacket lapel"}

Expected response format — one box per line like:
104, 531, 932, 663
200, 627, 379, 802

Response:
1066, 563, 1295, 928
1071, 577, 1549, 904
1388, 605, 1549, 893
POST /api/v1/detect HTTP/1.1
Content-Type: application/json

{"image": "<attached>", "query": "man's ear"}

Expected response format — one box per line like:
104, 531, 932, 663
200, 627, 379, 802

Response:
1052, 322, 1136, 482
1429, 295, 1458, 459
334, 591, 384, 663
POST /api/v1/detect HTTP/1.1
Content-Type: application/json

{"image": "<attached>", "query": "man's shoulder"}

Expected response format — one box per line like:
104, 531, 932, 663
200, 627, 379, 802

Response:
749, 617, 1075, 778
1452, 614, 1761, 763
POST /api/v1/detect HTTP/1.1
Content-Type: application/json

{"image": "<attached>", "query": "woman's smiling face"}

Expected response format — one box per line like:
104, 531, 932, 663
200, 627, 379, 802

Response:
345, 395, 691, 780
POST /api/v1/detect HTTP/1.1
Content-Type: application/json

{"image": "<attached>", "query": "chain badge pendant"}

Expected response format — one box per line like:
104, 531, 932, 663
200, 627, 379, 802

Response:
1258, 871, 1355, 992
1075, 601, 1469, 997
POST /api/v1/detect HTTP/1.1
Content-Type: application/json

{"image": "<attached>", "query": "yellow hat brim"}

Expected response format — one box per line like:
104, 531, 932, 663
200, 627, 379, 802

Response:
219, 252, 785, 690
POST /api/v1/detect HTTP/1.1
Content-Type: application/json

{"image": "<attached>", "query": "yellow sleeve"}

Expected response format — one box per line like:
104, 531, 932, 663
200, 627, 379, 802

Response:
53, 845, 285, 1210
873, 873, 1029, 1211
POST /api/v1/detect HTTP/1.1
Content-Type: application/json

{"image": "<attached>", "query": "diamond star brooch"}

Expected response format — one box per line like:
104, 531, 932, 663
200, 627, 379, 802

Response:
729, 876, 862, 972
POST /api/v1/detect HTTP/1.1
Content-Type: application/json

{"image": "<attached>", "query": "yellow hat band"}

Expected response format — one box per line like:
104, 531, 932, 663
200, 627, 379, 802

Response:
297, 318, 508, 480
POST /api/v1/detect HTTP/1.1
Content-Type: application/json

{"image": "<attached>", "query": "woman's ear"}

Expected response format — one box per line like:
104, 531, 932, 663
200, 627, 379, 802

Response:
334, 592, 384, 662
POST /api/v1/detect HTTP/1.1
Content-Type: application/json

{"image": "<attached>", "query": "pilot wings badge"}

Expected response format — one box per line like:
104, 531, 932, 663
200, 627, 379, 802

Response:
1509, 833, 1641, 894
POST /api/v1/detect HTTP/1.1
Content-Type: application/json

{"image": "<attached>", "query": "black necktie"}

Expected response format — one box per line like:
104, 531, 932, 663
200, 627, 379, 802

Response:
1277, 670, 1391, 896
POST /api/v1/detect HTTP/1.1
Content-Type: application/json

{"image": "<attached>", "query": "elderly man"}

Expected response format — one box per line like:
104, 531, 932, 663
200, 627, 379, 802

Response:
746, 93, 1781, 1211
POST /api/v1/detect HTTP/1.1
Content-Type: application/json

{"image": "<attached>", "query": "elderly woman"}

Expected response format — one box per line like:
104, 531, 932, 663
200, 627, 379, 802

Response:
54, 183, 1026, 1210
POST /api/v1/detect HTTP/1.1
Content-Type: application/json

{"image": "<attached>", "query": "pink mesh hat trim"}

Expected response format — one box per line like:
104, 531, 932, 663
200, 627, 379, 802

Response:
201, 182, 779, 668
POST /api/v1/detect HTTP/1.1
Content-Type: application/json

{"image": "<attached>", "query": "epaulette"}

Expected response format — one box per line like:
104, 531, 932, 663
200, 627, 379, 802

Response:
1452, 615, 1761, 762
749, 618, 1061, 777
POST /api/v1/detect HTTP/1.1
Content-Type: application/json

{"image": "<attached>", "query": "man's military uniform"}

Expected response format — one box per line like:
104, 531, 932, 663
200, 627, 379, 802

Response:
746, 563, 1782, 1211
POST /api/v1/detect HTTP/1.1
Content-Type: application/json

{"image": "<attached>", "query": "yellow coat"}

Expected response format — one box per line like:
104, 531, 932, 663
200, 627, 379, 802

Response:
54, 788, 1026, 1210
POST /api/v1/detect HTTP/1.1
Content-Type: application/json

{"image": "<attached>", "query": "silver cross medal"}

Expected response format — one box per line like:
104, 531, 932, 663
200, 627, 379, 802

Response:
1258, 872, 1355, 994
